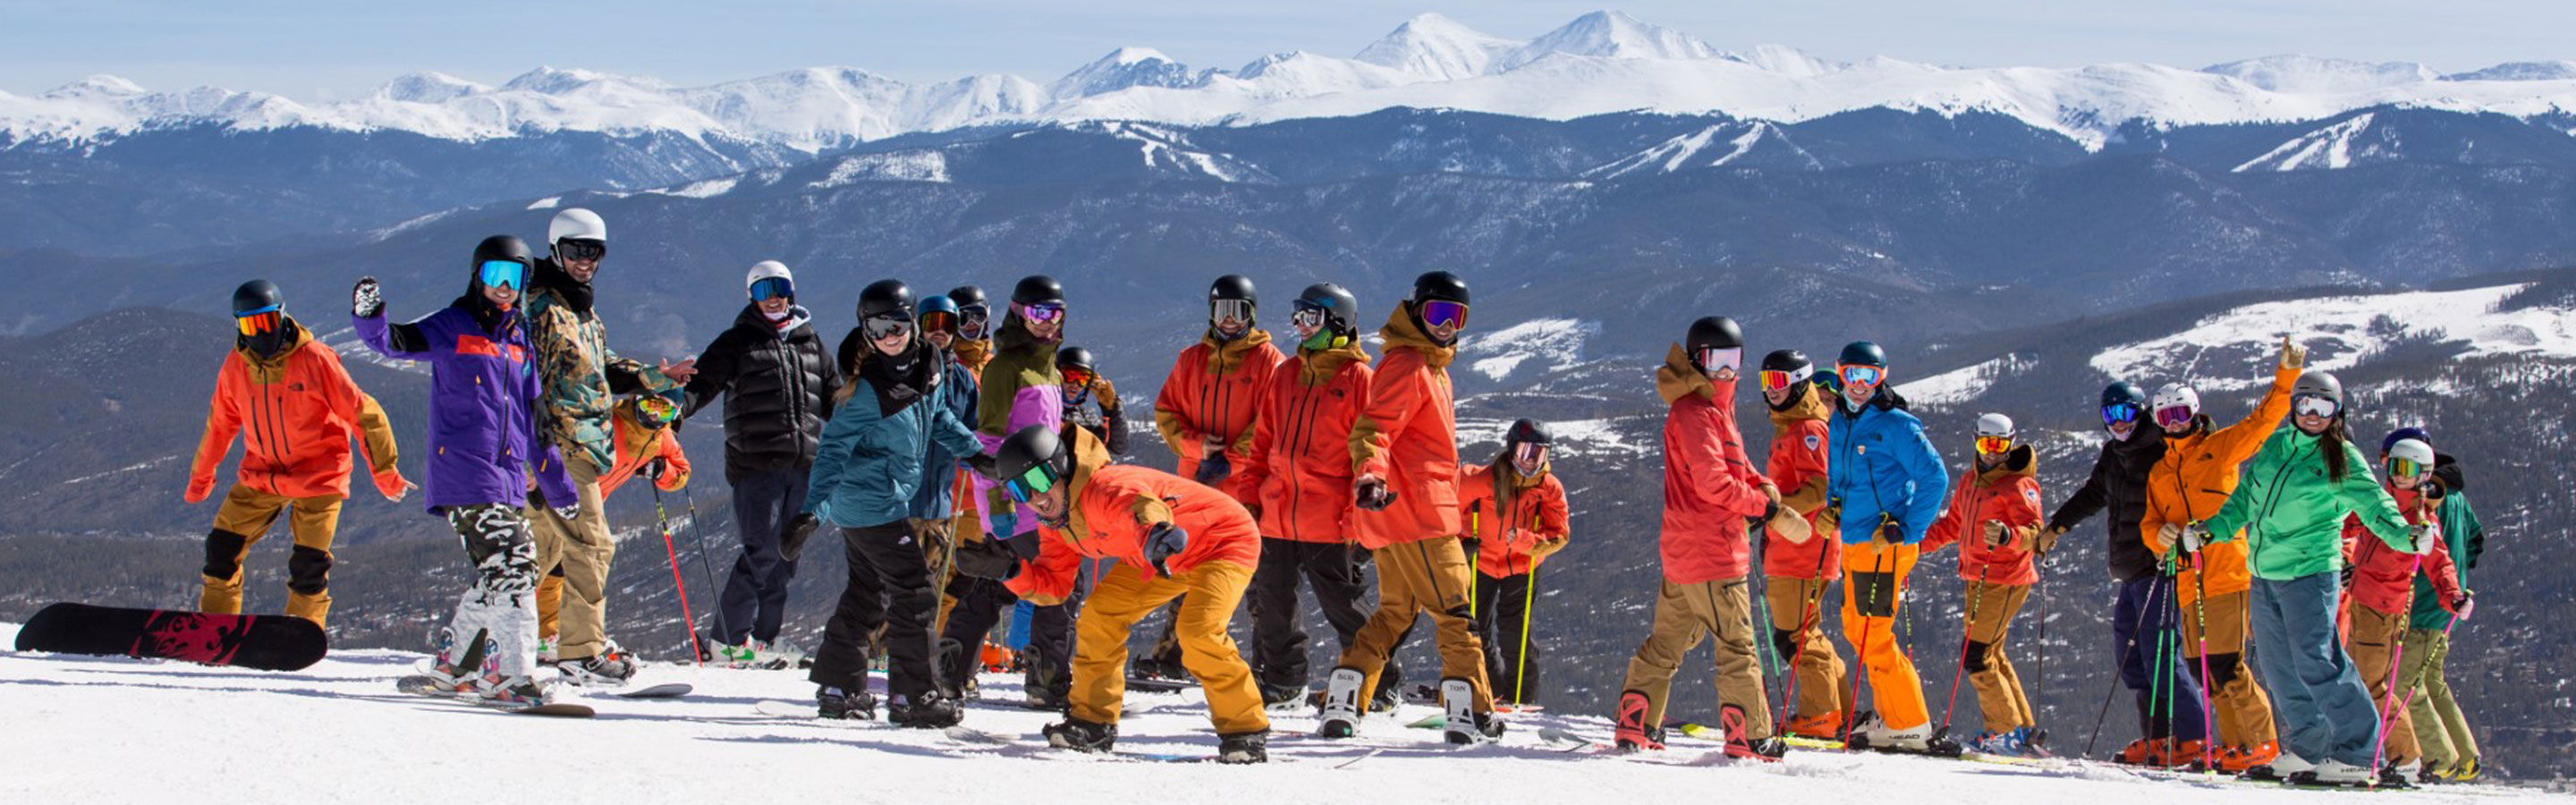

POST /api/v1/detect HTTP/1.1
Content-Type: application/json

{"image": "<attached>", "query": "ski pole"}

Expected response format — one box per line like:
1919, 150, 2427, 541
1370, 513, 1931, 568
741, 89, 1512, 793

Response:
1775, 513, 1837, 731
1942, 563, 1992, 738
1515, 564, 1538, 706
1843, 539, 1891, 744
679, 486, 733, 656
2368, 535, 2431, 782
651, 487, 704, 666
2087, 571, 2166, 758
2189, 550, 2216, 770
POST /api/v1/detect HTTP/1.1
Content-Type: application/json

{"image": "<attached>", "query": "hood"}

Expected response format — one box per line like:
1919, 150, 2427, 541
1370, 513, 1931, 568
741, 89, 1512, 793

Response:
1973, 444, 2038, 487
1202, 327, 1274, 374
1298, 340, 1370, 386
851, 335, 941, 417
1767, 380, 1832, 429
1053, 423, 1118, 534
1377, 305, 1454, 370
1655, 343, 1716, 404
953, 337, 993, 372
530, 257, 595, 315
996, 313, 1059, 361
733, 301, 813, 339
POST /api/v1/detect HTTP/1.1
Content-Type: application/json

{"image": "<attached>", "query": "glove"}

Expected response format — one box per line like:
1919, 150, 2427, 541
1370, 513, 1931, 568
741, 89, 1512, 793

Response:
1981, 520, 2009, 547
952, 535, 1020, 580
1763, 499, 1781, 524
963, 452, 999, 480
2340, 564, 2356, 589
1354, 476, 1395, 512
2452, 591, 2474, 621
1530, 537, 1571, 559
2409, 521, 2437, 553
1348, 543, 1374, 568
1144, 521, 1190, 577
2179, 522, 2208, 555
1195, 452, 1233, 485
640, 458, 667, 481
1872, 516, 1901, 546
1817, 506, 1841, 540
1004, 530, 1041, 562
780, 513, 821, 563
2278, 335, 2307, 370
2032, 525, 2062, 557
552, 504, 581, 522
352, 276, 384, 318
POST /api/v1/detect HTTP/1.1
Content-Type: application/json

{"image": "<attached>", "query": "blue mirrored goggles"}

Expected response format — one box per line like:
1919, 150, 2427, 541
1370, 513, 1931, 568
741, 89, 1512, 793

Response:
1002, 463, 1058, 504
749, 276, 793, 301
2102, 402, 2140, 425
1837, 363, 1883, 386
479, 259, 526, 292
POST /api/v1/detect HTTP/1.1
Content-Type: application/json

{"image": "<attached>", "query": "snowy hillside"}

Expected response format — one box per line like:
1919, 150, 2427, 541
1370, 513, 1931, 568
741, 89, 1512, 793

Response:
8, 10, 2576, 152
2089, 284, 2576, 393
3, 623, 2549, 804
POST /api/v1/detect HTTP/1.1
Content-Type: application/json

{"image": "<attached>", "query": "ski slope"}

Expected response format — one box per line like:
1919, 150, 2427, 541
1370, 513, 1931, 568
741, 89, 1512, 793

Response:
0, 622, 2546, 804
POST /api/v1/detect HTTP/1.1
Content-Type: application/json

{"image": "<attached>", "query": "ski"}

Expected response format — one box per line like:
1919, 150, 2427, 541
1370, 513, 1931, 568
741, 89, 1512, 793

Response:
614, 682, 692, 699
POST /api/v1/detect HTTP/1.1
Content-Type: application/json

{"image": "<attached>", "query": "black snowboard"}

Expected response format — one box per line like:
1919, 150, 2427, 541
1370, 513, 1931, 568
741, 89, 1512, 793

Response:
13, 602, 327, 671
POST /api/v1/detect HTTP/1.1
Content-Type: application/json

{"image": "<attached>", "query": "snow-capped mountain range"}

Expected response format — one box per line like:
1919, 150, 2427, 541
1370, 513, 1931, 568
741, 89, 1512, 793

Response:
9, 10, 2575, 152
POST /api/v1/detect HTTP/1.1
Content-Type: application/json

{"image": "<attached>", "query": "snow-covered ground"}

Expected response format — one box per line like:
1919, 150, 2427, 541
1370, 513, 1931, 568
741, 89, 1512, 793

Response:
2, 622, 2548, 804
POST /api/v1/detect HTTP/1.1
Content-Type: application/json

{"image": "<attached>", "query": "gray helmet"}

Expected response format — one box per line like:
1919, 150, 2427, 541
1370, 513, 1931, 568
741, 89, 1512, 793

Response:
2293, 369, 2343, 406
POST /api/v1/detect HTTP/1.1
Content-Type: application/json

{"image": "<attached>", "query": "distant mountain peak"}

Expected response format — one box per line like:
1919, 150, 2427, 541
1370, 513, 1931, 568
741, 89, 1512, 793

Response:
44, 74, 148, 99
1051, 47, 1197, 98
377, 72, 491, 104
1498, 10, 1721, 72
2200, 55, 2437, 93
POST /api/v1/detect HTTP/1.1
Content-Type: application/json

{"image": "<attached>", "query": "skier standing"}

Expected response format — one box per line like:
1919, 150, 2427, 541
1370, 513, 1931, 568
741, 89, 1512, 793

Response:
937, 276, 1075, 708
1154, 275, 1283, 500
187, 280, 410, 628
1918, 413, 2046, 756
1821, 341, 1948, 752
1057, 346, 1130, 456
2337, 435, 2467, 785
1757, 348, 1847, 740
538, 393, 690, 657
2392, 430, 2486, 783
1460, 419, 1570, 706
353, 236, 577, 704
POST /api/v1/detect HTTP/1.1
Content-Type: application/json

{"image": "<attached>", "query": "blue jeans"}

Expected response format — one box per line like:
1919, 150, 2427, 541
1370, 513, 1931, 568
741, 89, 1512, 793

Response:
2113, 573, 2209, 742
2250, 572, 2382, 767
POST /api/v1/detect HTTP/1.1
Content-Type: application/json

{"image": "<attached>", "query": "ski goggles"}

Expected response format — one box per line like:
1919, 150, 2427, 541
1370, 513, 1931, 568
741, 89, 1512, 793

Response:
2385, 454, 2428, 480
1059, 367, 1095, 389
633, 395, 679, 427
1001, 463, 1061, 504
958, 304, 992, 338
1512, 442, 1549, 468
749, 276, 793, 302
1418, 300, 1469, 330
1758, 367, 1811, 393
479, 259, 526, 292
1211, 299, 1254, 324
233, 305, 282, 337
2153, 403, 2197, 430
1975, 435, 2012, 455
1019, 301, 1066, 324
555, 238, 606, 263
919, 309, 957, 334
863, 314, 912, 341
2292, 394, 2340, 419
1837, 363, 1884, 386
1696, 347, 1741, 375
2101, 402, 2140, 426
1290, 304, 1328, 331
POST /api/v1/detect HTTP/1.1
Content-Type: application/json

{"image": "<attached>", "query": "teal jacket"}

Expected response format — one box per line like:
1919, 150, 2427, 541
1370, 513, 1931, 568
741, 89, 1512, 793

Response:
804, 369, 982, 530
2409, 490, 2483, 631
1825, 388, 1948, 544
2205, 425, 2413, 581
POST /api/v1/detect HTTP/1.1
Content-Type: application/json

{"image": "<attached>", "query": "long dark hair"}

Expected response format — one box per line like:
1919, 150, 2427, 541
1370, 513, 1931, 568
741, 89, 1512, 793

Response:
2318, 412, 2355, 483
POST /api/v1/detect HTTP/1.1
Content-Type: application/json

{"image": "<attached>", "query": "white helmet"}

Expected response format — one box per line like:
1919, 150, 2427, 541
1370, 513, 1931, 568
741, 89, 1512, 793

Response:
548, 208, 607, 248
2386, 437, 2435, 471
1975, 412, 2015, 438
2152, 383, 2200, 426
745, 260, 792, 300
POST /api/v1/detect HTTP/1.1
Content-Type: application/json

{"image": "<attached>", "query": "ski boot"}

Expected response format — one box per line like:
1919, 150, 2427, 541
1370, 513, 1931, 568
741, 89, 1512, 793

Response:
1613, 690, 1665, 752
1043, 717, 1117, 752
1439, 678, 1503, 745
2114, 736, 2173, 767
1783, 711, 1843, 741
1851, 714, 1945, 754
817, 685, 877, 720
2241, 750, 2312, 783
2217, 741, 2277, 774
888, 693, 963, 728
2295, 758, 2374, 787
1316, 666, 1363, 739
2452, 756, 2482, 782
2168, 739, 2213, 770
1216, 730, 1269, 765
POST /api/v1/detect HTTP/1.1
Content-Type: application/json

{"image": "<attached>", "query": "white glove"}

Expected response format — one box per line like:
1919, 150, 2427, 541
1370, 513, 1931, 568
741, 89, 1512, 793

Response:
352, 276, 385, 318
2409, 522, 2436, 553
2179, 522, 2209, 555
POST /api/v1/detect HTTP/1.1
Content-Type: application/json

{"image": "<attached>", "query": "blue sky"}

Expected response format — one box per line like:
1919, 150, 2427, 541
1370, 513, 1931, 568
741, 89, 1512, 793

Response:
5, 0, 2571, 98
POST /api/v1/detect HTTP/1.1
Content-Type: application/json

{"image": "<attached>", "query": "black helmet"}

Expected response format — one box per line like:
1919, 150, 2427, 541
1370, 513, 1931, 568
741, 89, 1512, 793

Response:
1295, 283, 1360, 335
2101, 381, 2148, 410
993, 424, 1072, 497
233, 280, 284, 316
1210, 275, 1256, 305
1013, 275, 1065, 306
858, 279, 914, 321
470, 235, 534, 293
1760, 348, 1810, 375
1504, 418, 1553, 447
1409, 270, 1470, 305
1838, 341, 1886, 369
947, 285, 987, 309
1055, 345, 1096, 373
1686, 316, 1743, 352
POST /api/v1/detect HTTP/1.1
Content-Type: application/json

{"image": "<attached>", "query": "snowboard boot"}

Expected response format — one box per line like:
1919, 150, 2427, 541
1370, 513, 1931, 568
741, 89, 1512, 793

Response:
1614, 690, 1664, 752
2241, 750, 2312, 783
1216, 730, 1270, 765
1316, 666, 1363, 739
1043, 717, 1117, 752
1439, 678, 1501, 745
936, 639, 971, 700
2377, 759, 2419, 790
558, 652, 636, 688
535, 636, 560, 665
1258, 681, 1307, 710
817, 686, 877, 720
2297, 758, 2374, 787
1368, 681, 1402, 714
888, 693, 963, 728
1022, 666, 1070, 711
478, 674, 554, 706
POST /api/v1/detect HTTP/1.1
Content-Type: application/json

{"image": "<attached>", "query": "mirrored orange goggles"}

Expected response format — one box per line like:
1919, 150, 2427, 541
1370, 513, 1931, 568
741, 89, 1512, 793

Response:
234, 306, 282, 337
1975, 435, 2012, 454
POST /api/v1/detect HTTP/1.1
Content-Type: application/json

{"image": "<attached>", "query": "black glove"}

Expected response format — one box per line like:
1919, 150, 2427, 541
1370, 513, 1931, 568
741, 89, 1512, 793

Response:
963, 452, 999, 479
1145, 521, 1190, 577
1195, 452, 1233, 485
1004, 531, 1041, 562
1355, 478, 1396, 512
640, 457, 667, 481
953, 535, 1020, 580
352, 276, 384, 318
2340, 564, 2356, 589
781, 513, 820, 563
1762, 499, 1781, 524
1872, 516, 1901, 546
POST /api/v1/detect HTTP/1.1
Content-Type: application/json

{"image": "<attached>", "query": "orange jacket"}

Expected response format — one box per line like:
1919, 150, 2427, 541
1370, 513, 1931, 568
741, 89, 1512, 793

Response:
1762, 381, 1839, 580
1009, 430, 1261, 603
2142, 363, 2297, 603
1459, 461, 1570, 577
1656, 345, 1771, 584
1345, 309, 1462, 549
1921, 445, 2045, 586
186, 322, 405, 503
1154, 330, 1284, 503
2342, 487, 2462, 616
1238, 342, 1373, 543
597, 400, 691, 497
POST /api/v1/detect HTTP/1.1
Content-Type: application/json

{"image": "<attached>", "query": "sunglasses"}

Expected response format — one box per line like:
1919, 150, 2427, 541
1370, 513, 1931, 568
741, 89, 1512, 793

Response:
634, 395, 678, 426
1211, 299, 1253, 323
1060, 368, 1095, 389
1975, 435, 2012, 455
1002, 462, 1058, 504
919, 309, 956, 334
2153, 404, 2196, 430
1020, 302, 1066, 324
2101, 402, 2140, 426
2293, 394, 2339, 419
749, 276, 793, 302
479, 259, 525, 292
1838, 364, 1883, 386
1758, 368, 1810, 393
1419, 300, 1469, 330
556, 239, 606, 263
1697, 347, 1742, 375
865, 315, 912, 341
2385, 455, 2427, 480
234, 305, 282, 337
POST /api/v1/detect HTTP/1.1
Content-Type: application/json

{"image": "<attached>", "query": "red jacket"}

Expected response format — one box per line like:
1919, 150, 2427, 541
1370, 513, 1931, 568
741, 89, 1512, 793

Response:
1920, 445, 2045, 586
2343, 486, 2462, 616
1347, 309, 1462, 549
1459, 462, 1571, 578
1154, 330, 1284, 504
1762, 382, 1838, 580
186, 323, 406, 503
1010, 447, 1262, 604
1656, 346, 1771, 584
1238, 342, 1372, 543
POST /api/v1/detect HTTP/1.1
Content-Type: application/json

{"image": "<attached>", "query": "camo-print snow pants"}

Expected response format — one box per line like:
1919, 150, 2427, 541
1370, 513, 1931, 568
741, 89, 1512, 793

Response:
436, 504, 541, 682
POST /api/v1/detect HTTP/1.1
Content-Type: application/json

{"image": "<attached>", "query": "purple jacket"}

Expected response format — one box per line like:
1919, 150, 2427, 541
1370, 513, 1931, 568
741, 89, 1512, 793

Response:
356, 301, 576, 513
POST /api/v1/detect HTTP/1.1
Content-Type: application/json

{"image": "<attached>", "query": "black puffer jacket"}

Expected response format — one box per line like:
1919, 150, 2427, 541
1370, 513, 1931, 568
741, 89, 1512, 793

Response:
2046, 421, 2168, 581
684, 304, 840, 480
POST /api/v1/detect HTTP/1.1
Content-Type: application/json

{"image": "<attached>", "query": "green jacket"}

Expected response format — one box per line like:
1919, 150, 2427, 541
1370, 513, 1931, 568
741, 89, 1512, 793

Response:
2204, 425, 2413, 581
524, 281, 678, 471
2408, 490, 2483, 631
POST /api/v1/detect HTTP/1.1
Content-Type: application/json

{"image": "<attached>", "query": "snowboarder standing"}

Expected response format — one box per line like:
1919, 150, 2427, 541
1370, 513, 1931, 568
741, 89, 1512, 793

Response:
186, 280, 411, 629
353, 236, 578, 704
1757, 348, 1848, 740
1616, 317, 1784, 758
801, 280, 996, 726
1918, 413, 2046, 757
2336, 435, 2468, 785
2182, 370, 2421, 786
1821, 341, 1949, 752
1317, 271, 1499, 744
1154, 275, 1283, 501
518, 208, 695, 685
1461, 419, 1570, 706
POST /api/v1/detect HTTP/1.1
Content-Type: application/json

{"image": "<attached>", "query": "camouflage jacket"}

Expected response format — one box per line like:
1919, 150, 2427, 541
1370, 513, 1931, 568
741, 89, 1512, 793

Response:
523, 284, 679, 471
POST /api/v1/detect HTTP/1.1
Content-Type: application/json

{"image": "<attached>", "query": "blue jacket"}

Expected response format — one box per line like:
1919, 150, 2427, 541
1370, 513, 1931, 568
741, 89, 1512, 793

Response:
1826, 388, 1948, 544
805, 363, 983, 530
908, 356, 981, 521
